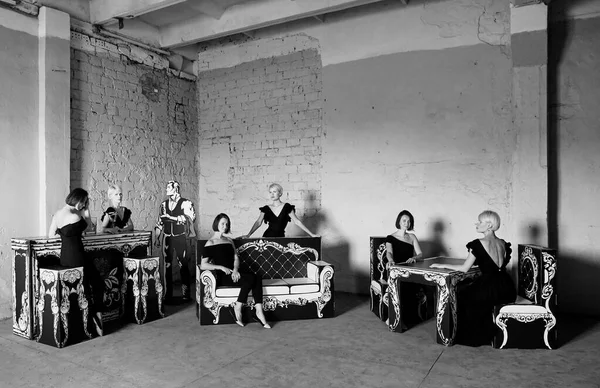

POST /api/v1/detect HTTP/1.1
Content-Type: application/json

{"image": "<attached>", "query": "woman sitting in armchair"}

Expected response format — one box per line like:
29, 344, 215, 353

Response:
386, 210, 427, 325
430, 210, 516, 346
200, 213, 271, 329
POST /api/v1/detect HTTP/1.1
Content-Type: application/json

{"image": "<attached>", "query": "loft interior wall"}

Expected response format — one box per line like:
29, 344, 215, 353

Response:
0, 9, 39, 319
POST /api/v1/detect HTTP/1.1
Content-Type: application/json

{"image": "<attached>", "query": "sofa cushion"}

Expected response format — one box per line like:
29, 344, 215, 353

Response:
262, 279, 290, 295
284, 278, 319, 294
215, 286, 243, 298
498, 304, 548, 314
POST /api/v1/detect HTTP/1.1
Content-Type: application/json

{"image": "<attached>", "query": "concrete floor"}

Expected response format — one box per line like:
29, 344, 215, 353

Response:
1, 292, 599, 388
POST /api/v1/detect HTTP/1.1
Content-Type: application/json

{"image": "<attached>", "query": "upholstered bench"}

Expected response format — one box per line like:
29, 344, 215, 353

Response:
123, 256, 165, 324
196, 237, 335, 325
36, 266, 95, 348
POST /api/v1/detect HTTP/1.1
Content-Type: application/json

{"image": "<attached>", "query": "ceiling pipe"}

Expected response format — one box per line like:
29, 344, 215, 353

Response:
92, 24, 172, 56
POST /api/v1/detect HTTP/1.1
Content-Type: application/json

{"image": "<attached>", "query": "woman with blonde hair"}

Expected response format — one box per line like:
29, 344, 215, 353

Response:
100, 184, 133, 233
430, 210, 516, 346
243, 183, 316, 238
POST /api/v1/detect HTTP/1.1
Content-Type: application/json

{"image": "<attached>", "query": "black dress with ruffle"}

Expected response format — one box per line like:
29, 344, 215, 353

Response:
456, 239, 517, 346
260, 203, 295, 237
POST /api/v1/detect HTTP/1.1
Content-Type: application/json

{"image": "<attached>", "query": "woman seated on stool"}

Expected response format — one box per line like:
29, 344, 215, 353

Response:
387, 210, 427, 325
48, 188, 104, 336
430, 210, 516, 346
100, 184, 133, 234
242, 183, 317, 238
201, 213, 271, 329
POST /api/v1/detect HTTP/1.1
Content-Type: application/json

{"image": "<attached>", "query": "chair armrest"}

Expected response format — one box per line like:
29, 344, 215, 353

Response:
199, 269, 217, 307
307, 260, 334, 282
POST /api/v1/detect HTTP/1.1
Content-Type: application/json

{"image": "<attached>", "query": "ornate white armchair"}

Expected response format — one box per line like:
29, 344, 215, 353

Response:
493, 244, 558, 349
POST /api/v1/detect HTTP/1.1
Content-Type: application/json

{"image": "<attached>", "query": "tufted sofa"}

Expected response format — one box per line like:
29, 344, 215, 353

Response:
196, 237, 335, 325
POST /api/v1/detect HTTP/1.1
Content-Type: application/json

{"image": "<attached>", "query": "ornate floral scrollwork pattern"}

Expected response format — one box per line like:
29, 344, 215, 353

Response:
141, 258, 164, 321
495, 311, 556, 349
315, 267, 333, 317
36, 270, 57, 343
423, 272, 453, 345
387, 267, 410, 331
520, 247, 539, 303
376, 243, 387, 283
57, 269, 84, 348
201, 271, 223, 324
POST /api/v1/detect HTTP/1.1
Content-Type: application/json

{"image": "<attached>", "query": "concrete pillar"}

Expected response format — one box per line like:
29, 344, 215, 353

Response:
508, 2, 549, 256
38, 6, 71, 235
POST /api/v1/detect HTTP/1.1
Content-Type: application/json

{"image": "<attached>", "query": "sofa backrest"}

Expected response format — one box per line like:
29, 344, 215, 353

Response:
517, 244, 558, 310
197, 237, 321, 279
370, 236, 388, 283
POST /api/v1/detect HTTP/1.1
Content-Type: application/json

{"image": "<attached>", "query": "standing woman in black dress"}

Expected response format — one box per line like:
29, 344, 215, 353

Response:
48, 188, 104, 336
430, 210, 516, 346
201, 213, 270, 328
386, 210, 426, 325
243, 183, 317, 238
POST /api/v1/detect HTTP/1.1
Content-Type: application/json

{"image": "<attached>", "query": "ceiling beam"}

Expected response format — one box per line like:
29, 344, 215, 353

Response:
159, 0, 387, 48
90, 0, 188, 25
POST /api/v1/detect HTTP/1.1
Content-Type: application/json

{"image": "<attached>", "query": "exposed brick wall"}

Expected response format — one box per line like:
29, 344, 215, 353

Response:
70, 48, 198, 234
197, 49, 323, 236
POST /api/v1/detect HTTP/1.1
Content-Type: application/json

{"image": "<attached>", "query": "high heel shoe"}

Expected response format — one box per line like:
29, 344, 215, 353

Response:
251, 312, 271, 329
229, 308, 244, 327
92, 313, 104, 337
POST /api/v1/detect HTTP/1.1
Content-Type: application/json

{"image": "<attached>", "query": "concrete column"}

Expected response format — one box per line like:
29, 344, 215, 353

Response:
38, 6, 71, 234
509, 2, 549, 254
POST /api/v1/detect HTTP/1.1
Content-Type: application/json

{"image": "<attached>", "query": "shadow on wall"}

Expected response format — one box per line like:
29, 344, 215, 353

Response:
303, 191, 368, 295
419, 219, 449, 258
555, 252, 600, 345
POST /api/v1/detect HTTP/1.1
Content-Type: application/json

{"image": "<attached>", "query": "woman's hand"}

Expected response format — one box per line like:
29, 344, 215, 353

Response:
430, 263, 444, 269
405, 257, 417, 264
231, 270, 241, 283
220, 266, 232, 275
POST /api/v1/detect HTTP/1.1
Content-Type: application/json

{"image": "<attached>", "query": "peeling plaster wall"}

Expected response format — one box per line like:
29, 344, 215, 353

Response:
549, 14, 600, 315
0, 10, 39, 319
196, 0, 516, 294
70, 48, 198, 239
322, 45, 513, 292
197, 50, 323, 238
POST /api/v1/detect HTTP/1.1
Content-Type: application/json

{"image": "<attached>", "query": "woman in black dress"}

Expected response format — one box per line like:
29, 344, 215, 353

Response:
48, 188, 104, 336
430, 210, 516, 346
243, 183, 317, 238
201, 213, 270, 328
100, 184, 133, 233
386, 210, 426, 325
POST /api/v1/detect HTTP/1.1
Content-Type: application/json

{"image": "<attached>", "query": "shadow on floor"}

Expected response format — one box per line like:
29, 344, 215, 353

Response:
335, 291, 369, 317
557, 313, 600, 347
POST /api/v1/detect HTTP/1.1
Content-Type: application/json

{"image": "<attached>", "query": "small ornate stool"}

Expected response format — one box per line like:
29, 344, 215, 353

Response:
123, 256, 164, 324
36, 266, 94, 348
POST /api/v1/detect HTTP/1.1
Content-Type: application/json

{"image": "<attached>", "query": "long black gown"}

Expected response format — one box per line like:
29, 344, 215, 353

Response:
259, 203, 295, 237
57, 218, 104, 313
386, 235, 429, 324
456, 239, 517, 346
204, 243, 263, 304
